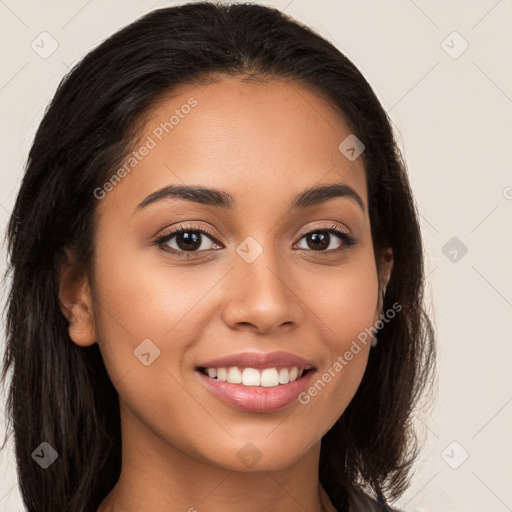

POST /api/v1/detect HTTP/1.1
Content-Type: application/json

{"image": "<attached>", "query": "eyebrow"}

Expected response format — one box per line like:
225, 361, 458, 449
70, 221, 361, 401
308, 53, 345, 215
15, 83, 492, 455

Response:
135, 182, 365, 213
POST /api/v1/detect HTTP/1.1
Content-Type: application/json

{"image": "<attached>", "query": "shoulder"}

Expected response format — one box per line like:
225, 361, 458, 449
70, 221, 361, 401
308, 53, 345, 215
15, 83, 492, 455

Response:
348, 486, 403, 512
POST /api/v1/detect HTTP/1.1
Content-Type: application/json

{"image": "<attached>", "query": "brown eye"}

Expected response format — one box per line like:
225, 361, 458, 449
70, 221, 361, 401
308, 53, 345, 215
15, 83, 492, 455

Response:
304, 231, 331, 251
173, 231, 202, 251
296, 226, 356, 253
155, 225, 222, 255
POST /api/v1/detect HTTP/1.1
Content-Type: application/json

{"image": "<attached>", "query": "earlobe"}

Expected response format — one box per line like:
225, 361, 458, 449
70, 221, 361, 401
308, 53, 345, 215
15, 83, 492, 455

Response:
68, 306, 97, 347
58, 248, 97, 347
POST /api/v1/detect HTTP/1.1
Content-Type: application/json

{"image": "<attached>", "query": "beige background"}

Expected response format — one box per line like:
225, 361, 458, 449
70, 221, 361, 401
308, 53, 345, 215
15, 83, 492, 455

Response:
1, 0, 511, 510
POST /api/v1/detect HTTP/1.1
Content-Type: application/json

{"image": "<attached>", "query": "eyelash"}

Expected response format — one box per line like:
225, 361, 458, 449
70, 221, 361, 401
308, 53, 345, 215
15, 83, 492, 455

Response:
153, 223, 357, 258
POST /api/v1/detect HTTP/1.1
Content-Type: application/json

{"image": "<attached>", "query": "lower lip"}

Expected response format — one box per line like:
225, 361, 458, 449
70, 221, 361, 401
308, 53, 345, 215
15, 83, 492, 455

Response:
196, 369, 316, 413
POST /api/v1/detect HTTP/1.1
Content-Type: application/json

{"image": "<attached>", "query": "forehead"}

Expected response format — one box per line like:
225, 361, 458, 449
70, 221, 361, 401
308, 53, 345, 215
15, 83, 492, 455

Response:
97, 77, 368, 216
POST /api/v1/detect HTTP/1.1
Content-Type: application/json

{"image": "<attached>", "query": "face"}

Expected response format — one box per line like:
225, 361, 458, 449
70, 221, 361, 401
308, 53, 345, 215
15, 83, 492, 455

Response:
61, 77, 392, 472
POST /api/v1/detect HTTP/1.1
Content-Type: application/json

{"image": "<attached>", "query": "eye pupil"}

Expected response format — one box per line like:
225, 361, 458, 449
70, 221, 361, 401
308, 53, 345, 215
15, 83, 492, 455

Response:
177, 232, 201, 251
308, 232, 329, 250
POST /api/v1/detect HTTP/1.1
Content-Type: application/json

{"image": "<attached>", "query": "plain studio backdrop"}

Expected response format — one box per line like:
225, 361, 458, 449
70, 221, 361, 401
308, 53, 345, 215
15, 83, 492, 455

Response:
1, 1, 511, 510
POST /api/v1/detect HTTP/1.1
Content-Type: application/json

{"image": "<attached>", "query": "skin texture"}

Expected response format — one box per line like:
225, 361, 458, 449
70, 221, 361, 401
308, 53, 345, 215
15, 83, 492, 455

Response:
59, 77, 393, 512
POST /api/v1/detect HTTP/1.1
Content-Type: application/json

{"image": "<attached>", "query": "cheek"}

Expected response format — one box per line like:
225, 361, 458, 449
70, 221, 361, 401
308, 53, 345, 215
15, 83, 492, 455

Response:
89, 225, 207, 385
297, 253, 378, 424
90, 244, 215, 446
313, 252, 379, 351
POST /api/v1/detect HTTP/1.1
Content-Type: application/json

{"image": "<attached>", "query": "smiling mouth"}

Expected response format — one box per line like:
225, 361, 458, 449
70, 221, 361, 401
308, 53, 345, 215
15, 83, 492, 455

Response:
197, 366, 313, 387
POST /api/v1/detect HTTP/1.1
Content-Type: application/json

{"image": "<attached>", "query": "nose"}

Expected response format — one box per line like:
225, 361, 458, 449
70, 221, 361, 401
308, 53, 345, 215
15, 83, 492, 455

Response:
221, 242, 304, 335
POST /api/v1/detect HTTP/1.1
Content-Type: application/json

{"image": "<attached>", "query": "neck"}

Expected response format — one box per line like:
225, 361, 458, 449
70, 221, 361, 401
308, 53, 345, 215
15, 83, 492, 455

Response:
98, 401, 334, 512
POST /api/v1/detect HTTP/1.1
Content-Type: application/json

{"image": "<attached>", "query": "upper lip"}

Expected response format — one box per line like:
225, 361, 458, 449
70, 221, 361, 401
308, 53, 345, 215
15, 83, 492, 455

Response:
196, 351, 316, 370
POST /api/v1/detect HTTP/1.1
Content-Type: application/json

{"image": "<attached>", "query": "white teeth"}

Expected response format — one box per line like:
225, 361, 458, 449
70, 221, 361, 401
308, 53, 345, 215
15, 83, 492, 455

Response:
202, 366, 307, 387
278, 368, 289, 384
242, 368, 261, 386
260, 368, 279, 387
227, 366, 242, 384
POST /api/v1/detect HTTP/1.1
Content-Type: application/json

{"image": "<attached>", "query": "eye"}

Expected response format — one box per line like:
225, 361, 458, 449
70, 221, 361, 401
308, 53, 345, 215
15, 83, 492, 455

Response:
295, 224, 357, 253
154, 224, 221, 256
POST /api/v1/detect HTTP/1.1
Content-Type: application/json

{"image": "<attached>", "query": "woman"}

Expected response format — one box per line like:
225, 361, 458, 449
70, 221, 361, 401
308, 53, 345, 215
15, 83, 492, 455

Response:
1, 2, 435, 511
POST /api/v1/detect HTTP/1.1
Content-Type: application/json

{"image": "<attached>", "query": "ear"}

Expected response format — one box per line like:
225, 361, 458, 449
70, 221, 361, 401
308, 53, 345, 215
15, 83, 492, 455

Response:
58, 247, 97, 347
380, 247, 394, 295
376, 247, 394, 316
